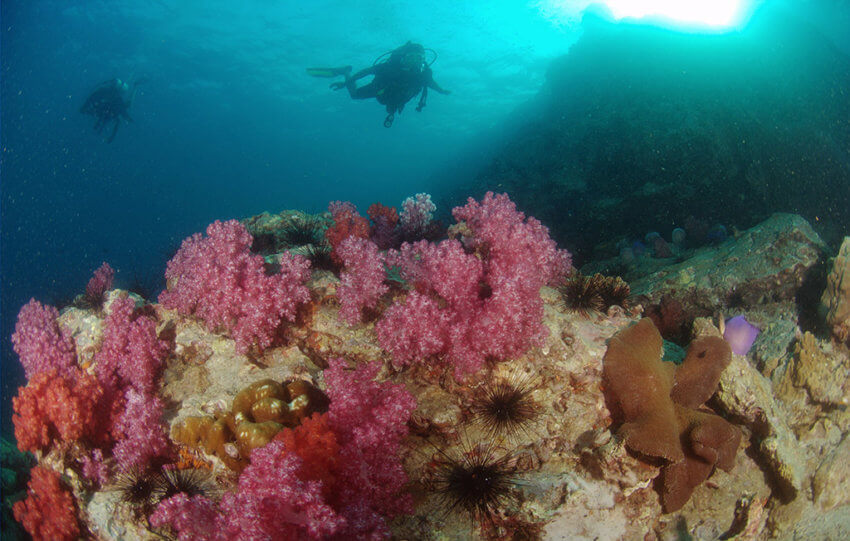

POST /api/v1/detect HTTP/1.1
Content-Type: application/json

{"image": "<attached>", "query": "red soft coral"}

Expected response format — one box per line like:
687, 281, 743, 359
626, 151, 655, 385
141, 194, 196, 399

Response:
159, 220, 311, 354
326, 201, 371, 266
11, 299, 77, 380
367, 203, 400, 250
336, 237, 388, 325
12, 370, 104, 453
276, 412, 340, 494
13, 466, 80, 541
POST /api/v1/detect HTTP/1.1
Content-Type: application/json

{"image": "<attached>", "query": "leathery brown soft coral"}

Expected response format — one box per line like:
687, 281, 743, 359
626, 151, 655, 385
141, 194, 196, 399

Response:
603, 318, 741, 512
171, 378, 329, 471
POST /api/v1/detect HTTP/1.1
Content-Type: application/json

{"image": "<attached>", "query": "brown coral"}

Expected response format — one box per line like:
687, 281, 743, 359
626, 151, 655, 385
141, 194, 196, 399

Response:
172, 378, 329, 471
602, 318, 683, 462
603, 318, 741, 512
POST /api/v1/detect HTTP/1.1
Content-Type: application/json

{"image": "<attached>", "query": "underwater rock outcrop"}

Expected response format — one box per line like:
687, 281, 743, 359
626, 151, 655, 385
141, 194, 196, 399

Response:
469, 9, 850, 256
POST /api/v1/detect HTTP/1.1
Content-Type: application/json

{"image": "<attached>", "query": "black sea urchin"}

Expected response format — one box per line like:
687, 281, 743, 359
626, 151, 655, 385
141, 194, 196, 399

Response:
559, 273, 630, 316
280, 215, 325, 248
470, 377, 540, 441
110, 466, 161, 507
154, 467, 220, 502
431, 443, 520, 522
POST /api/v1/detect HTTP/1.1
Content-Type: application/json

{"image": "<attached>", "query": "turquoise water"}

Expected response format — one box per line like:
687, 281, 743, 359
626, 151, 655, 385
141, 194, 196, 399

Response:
1, 0, 848, 446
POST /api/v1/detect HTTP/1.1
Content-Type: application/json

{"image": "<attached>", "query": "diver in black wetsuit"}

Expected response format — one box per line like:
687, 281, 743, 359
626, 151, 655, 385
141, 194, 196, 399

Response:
80, 78, 143, 143
308, 42, 451, 127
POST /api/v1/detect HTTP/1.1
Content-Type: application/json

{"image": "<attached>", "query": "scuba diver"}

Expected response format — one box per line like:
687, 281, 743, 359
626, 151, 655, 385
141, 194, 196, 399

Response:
80, 77, 144, 143
308, 41, 450, 127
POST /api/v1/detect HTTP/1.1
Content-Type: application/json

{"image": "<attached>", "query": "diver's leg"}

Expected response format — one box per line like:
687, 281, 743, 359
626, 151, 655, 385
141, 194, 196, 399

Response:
348, 80, 379, 100
107, 120, 119, 143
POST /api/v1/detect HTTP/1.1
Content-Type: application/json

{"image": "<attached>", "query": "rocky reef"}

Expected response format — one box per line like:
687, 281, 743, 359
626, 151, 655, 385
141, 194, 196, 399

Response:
6, 196, 850, 540
469, 9, 850, 256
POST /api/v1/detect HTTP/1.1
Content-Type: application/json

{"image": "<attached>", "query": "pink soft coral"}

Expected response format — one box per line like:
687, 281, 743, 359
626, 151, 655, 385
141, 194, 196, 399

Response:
85, 262, 114, 305
159, 220, 311, 353
13, 466, 80, 541
326, 202, 371, 266
111, 389, 171, 469
377, 192, 572, 378
11, 299, 77, 380
375, 291, 449, 369
336, 237, 388, 325
95, 296, 168, 396
152, 442, 344, 541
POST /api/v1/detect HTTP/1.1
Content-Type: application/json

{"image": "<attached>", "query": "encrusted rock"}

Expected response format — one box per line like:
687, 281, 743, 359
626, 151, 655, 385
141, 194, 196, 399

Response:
629, 213, 826, 312
707, 316, 807, 497
821, 237, 850, 343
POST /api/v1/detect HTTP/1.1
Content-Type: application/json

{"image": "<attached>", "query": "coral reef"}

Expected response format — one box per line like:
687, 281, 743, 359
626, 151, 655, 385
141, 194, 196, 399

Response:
6, 205, 850, 540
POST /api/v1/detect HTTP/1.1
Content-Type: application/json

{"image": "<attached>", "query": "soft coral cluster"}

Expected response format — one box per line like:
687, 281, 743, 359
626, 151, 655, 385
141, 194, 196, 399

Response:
159, 219, 311, 354
336, 237, 388, 325
377, 192, 572, 377
13, 466, 80, 541
11, 299, 78, 380
12, 370, 104, 453
95, 296, 169, 396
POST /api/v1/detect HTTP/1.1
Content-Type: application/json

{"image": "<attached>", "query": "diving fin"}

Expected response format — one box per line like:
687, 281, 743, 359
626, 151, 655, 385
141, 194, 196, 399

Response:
306, 65, 352, 78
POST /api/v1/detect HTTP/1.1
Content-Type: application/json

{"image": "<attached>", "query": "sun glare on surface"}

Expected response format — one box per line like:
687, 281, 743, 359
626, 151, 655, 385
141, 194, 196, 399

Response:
602, 0, 745, 27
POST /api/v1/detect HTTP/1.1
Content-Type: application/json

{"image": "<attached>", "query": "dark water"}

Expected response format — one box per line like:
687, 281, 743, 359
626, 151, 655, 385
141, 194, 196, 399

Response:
1, 0, 848, 445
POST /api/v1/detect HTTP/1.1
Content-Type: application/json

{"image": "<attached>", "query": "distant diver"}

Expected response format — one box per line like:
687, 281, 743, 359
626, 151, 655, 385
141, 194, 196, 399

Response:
308, 41, 450, 127
80, 77, 145, 143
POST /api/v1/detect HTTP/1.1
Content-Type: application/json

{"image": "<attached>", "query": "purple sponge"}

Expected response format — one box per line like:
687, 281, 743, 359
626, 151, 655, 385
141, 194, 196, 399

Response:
724, 315, 760, 355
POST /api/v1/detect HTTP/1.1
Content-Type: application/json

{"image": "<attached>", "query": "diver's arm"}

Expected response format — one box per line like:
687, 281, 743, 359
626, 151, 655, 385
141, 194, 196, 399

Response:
427, 78, 451, 95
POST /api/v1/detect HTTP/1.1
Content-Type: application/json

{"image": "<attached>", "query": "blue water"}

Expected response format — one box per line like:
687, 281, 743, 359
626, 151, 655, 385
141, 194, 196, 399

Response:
2, 0, 849, 437
0, 1, 582, 434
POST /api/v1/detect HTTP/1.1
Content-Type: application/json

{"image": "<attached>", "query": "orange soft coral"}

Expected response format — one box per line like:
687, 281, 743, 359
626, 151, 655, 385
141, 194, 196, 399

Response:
12, 370, 105, 453
276, 412, 339, 494
13, 466, 80, 541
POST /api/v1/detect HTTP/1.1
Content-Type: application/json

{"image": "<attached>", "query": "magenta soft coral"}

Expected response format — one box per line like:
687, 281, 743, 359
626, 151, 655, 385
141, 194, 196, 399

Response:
151, 442, 345, 541
159, 220, 311, 353
11, 299, 78, 380
336, 237, 388, 325
323, 357, 416, 535
111, 389, 172, 469
95, 296, 169, 395
151, 358, 416, 540
377, 192, 572, 378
